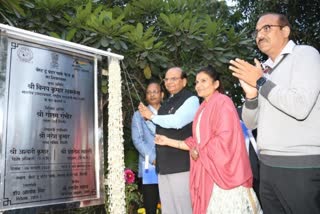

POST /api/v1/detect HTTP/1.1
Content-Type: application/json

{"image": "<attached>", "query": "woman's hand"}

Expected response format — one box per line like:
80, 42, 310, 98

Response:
190, 148, 199, 161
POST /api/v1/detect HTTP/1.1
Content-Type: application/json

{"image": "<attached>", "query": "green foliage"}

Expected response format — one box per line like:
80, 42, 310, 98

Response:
34, 0, 70, 10
124, 150, 139, 171
1, 0, 252, 104
0, 0, 25, 15
125, 182, 143, 214
0, 0, 26, 25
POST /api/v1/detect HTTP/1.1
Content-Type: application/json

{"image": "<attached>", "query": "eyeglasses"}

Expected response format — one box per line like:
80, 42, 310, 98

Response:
146, 90, 160, 95
251, 24, 284, 39
164, 77, 181, 83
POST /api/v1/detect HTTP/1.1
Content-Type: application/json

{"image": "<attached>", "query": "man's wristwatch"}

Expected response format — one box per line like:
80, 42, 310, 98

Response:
256, 76, 267, 90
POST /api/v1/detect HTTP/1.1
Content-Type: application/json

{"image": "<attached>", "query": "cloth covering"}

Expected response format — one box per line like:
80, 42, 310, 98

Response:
185, 92, 253, 214
206, 185, 262, 214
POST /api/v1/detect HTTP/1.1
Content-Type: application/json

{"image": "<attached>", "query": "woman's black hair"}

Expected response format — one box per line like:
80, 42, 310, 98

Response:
196, 65, 224, 93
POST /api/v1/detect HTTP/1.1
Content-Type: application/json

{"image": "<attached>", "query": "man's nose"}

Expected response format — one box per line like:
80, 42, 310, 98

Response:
256, 32, 264, 42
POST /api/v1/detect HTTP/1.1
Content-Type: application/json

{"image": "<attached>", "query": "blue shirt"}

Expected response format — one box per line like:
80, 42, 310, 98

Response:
131, 106, 157, 177
151, 96, 199, 129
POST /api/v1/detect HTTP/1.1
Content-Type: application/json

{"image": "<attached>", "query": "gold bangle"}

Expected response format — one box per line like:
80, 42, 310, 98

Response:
177, 141, 181, 149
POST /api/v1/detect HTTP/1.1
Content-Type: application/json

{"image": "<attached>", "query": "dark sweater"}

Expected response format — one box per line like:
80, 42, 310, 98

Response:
156, 88, 194, 174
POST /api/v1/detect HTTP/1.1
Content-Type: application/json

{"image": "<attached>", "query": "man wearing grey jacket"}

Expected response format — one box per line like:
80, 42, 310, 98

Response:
229, 13, 320, 214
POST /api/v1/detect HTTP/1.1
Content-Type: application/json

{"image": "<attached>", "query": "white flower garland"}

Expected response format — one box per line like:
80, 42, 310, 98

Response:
106, 58, 125, 214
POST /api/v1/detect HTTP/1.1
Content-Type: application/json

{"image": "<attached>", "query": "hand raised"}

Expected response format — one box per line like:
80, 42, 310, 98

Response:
239, 80, 258, 99
229, 58, 263, 87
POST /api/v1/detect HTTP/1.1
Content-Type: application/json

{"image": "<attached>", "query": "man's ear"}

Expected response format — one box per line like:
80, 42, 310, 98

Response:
282, 26, 290, 39
182, 78, 187, 87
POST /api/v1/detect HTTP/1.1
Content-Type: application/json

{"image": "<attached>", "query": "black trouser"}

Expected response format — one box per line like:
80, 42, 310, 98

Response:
260, 162, 320, 214
142, 184, 160, 214
249, 141, 261, 203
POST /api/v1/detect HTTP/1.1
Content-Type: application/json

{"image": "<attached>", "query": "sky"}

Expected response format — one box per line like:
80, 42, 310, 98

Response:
225, 0, 237, 6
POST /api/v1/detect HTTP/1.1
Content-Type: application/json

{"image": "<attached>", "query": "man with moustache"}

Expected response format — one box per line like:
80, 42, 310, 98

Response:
139, 67, 199, 214
229, 13, 320, 213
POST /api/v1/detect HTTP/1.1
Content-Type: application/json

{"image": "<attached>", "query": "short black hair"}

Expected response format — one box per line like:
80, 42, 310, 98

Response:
181, 70, 187, 79
146, 79, 162, 91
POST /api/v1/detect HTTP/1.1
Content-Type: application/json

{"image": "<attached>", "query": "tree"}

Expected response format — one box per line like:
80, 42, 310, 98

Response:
0, 0, 25, 25
1, 0, 253, 104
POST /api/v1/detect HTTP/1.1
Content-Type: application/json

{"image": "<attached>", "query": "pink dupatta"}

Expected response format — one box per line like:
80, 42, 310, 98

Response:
185, 92, 252, 214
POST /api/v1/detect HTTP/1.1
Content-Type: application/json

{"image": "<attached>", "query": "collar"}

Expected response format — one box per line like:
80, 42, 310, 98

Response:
148, 105, 158, 115
168, 88, 186, 99
200, 91, 219, 110
264, 40, 296, 68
